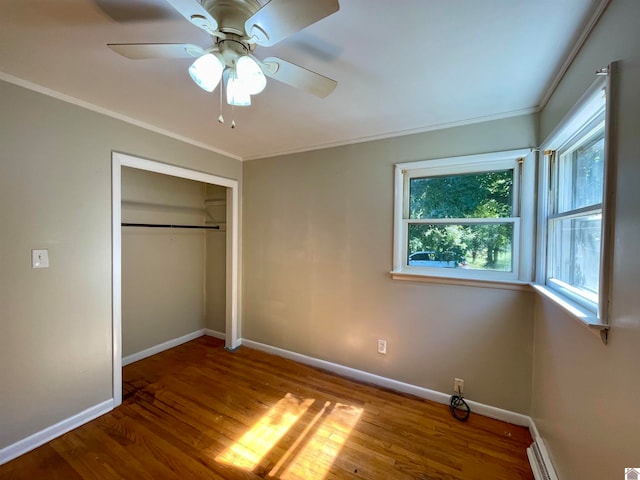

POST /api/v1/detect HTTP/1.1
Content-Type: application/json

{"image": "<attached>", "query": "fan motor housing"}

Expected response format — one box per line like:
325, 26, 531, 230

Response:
202, 0, 263, 35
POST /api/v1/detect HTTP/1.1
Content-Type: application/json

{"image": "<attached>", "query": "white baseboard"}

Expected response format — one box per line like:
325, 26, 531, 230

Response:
239, 339, 531, 427
122, 329, 226, 366
204, 329, 226, 340
0, 399, 113, 466
122, 329, 207, 366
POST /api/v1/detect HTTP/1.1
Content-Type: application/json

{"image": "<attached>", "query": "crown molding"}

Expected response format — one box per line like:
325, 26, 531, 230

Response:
537, 0, 611, 110
243, 106, 538, 161
0, 71, 242, 161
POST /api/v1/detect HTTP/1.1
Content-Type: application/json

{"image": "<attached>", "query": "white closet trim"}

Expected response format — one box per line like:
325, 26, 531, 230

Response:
111, 152, 241, 407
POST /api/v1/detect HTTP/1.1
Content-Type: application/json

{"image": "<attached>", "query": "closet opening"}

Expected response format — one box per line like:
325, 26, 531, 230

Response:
111, 152, 240, 407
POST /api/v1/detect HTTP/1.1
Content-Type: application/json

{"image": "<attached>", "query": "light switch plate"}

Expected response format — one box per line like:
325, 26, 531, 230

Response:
32, 249, 49, 269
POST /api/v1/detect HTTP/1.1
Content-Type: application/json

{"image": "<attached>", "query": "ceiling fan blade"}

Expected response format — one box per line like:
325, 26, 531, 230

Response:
107, 43, 205, 59
246, 0, 339, 47
165, 0, 218, 34
261, 57, 337, 98
94, 0, 178, 23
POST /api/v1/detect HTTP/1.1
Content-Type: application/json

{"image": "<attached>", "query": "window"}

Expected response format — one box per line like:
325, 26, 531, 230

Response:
393, 149, 532, 284
536, 65, 615, 329
548, 117, 604, 306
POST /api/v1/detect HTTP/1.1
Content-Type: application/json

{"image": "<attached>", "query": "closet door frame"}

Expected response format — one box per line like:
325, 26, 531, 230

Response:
111, 152, 240, 407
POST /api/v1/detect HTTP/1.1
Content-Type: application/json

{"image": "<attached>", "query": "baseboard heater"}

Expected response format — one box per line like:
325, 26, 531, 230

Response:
527, 439, 559, 480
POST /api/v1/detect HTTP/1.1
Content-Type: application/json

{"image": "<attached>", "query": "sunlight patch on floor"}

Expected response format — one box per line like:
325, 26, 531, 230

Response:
216, 393, 314, 470
275, 403, 363, 480
268, 400, 331, 477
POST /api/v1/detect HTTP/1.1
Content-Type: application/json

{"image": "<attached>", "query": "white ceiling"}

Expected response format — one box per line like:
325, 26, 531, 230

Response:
0, 0, 600, 160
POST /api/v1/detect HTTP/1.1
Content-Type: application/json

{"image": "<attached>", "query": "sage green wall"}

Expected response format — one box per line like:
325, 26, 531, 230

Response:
0, 80, 241, 450
532, 0, 640, 478
243, 115, 537, 414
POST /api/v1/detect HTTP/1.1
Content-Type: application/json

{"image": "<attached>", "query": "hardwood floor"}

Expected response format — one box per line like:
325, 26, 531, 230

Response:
0, 336, 534, 479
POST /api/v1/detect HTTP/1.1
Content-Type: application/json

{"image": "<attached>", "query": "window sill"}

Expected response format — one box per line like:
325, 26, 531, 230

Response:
531, 284, 609, 342
389, 270, 531, 291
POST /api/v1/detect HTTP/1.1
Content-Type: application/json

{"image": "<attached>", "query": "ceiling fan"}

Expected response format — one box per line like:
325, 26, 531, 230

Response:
107, 0, 340, 108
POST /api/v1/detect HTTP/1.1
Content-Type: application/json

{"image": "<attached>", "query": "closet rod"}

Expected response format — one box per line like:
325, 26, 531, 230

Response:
122, 223, 220, 230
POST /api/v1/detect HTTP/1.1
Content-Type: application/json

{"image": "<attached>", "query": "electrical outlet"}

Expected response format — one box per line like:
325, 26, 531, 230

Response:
454, 378, 464, 395
377, 339, 387, 355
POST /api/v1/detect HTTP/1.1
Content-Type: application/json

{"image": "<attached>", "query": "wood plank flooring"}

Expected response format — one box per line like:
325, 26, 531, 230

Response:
0, 336, 534, 479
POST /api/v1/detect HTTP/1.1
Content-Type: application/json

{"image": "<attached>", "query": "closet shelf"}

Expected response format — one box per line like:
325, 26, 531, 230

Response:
122, 200, 205, 212
205, 198, 226, 229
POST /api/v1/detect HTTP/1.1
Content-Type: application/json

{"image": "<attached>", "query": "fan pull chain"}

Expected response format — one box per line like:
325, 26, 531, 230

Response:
217, 77, 237, 129
217, 81, 224, 124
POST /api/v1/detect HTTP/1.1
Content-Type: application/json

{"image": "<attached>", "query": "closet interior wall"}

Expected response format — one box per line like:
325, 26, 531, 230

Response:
121, 167, 226, 358
205, 183, 227, 334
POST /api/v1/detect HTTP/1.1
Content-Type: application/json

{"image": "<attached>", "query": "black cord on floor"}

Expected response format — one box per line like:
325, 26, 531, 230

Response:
450, 394, 470, 422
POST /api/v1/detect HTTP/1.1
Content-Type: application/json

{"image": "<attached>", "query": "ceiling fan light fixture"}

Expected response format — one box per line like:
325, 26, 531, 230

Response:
226, 72, 251, 106
188, 53, 224, 92
236, 55, 267, 95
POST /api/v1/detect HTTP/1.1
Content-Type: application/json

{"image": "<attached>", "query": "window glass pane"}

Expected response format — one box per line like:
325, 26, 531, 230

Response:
408, 223, 513, 272
549, 214, 601, 295
409, 170, 513, 219
558, 127, 604, 212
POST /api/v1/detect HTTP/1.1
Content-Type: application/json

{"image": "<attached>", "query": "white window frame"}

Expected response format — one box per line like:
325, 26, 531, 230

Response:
392, 148, 533, 287
534, 63, 616, 337
547, 116, 605, 308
